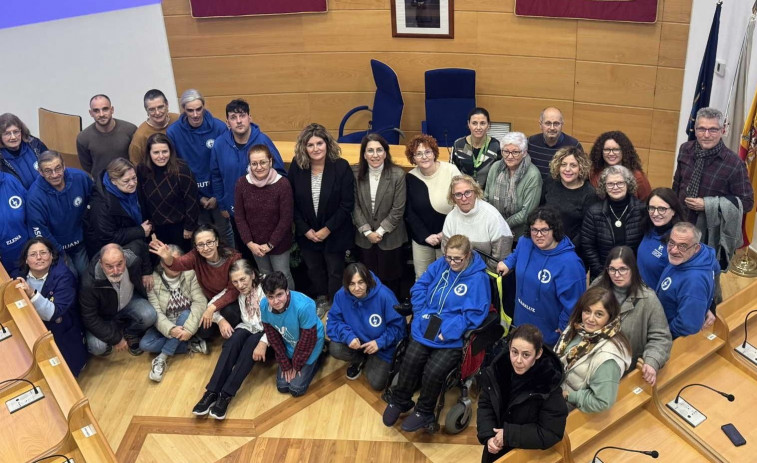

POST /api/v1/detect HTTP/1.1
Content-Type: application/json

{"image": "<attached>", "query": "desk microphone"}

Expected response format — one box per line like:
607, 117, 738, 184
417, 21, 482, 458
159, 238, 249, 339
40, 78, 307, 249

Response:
591, 446, 659, 462
674, 383, 734, 403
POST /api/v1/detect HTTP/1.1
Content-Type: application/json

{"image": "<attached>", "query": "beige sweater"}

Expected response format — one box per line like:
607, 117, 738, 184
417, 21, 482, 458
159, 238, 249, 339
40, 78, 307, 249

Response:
148, 269, 208, 337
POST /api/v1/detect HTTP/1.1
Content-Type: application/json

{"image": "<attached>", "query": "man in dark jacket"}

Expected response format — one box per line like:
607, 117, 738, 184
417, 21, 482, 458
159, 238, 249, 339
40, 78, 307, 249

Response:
80, 244, 157, 356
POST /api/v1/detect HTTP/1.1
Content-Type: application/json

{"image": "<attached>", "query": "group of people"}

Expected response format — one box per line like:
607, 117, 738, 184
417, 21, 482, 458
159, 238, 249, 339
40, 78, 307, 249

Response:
0, 87, 753, 462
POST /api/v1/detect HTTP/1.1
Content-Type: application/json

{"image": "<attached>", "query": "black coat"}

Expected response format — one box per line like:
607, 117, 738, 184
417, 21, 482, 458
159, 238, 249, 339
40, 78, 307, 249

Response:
289, 157, 355, 253
581, 196, 645, 279
79, 249, 148, 346
476, 346, 567, 463
82, 172, 152, 275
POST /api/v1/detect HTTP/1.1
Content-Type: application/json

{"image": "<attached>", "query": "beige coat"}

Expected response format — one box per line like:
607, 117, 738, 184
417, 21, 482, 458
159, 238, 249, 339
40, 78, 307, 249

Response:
148, 269, 208, 337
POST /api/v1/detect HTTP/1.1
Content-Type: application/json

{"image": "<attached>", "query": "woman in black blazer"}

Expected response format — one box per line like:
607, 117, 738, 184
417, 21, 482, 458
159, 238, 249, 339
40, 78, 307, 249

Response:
289, 123, 355, 314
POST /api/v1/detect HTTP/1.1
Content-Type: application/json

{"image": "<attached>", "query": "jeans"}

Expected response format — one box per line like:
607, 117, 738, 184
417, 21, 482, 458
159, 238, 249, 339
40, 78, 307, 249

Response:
329, 341, 391, 390
206, 329, 266, 397
138, 309, 191, 356
254, 250, 295, 290
64, 244, 89, 280
411, 241, 442, 280
198, 206, 235, 249
276, 357, 321, 397
85, 296, 158, 355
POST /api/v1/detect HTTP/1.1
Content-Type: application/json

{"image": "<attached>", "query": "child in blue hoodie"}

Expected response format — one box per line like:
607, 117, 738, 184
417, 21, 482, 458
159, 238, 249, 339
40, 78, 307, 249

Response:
0, 171, 29, 275
383, 234, 490, 433
499, 207, 586, 347
327, 263, 406, 390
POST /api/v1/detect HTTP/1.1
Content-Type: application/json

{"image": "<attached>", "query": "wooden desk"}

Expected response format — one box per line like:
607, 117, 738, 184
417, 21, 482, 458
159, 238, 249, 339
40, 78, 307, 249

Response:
496, 447, 563, 463
655, 330, 724, 392
272, 140, 451, 168
0, 319, 34, 387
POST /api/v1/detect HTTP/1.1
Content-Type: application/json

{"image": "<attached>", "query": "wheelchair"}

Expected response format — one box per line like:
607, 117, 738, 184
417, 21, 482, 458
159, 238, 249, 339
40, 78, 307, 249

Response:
381, 300, 504, 434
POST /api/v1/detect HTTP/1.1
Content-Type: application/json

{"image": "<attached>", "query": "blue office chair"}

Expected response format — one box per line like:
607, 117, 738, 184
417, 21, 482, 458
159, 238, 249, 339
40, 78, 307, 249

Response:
338, 59, 404, 145
422, 68, 476, 147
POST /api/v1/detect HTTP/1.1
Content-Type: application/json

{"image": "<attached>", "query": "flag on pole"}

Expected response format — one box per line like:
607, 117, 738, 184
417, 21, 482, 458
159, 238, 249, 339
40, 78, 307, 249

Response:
739, 83, 757, 245
686, 1, 722, 141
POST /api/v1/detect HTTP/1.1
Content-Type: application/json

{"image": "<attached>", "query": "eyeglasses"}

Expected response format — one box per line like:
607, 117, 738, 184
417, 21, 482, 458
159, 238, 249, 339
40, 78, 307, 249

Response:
444, 255, 465, 264
667, 240, 695, 252
413, 150, 434, 159
606, 181, 627, 190
249, 160, 269, 169
502, 150, 523, 158
196, 239, 218, 249
648, 205, 670, 214
541, 121, 562, 128
365, 148, 385, 157
28, 250, 51, 259
41, 165, 64, 176
607, 266, 630, 276
2, 130, 21, 138
147, 105, 166, 115
695, 127, 721, 135
453, 190, 474, 200
602, 148, 622, 155
530, 227, 552, 236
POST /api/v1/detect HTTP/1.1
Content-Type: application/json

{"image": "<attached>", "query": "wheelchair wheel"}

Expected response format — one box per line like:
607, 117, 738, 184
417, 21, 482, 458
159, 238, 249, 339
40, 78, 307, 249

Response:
444, 402, 471, 434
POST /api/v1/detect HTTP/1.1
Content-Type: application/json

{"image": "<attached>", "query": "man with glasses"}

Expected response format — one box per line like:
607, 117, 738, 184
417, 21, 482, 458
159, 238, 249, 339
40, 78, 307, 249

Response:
77, 94, 137, 179
128, 89, 180, 165
527, 107, 583, 181
26, 151, 93, 278
655, 222, 719, 339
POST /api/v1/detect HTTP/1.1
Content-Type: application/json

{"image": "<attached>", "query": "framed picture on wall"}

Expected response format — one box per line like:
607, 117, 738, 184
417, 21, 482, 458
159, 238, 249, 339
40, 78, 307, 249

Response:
391, 0, 454, 39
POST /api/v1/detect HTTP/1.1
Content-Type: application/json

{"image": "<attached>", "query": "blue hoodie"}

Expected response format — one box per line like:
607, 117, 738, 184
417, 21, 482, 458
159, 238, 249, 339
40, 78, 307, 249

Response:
0, 172, 29, 274
637, 229, 668, 288
26, 168, 93, 252
0, 137, 47, 189
209, 125, 285, 215
326, 273, 406, 363
656, 244, 719, 339
410, 252, 490, 349
167, 110, 228, 199
504, 236, 586, 346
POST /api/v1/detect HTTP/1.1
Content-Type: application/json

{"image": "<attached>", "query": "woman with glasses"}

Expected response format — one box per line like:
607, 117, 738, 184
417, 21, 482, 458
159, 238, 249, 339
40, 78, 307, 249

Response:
289, 123, 354, 314
484, 132, 542, 240
588, 131, 651, 201
352, 134, 407, 295
234, 144, 295, 290
13, 237, 87, 376
327, 263, 406, 389
637, 188, 685, 288
593, 246, 671, 386
137, 133, 199, 251
443, 174, 512, 272
554, 286, 632, 413
405, 134, 461, 278
497, 207, 586, 346
0, 113, 48, 189
383, 234, 489, 432
150, 224, 242, 339
582, 165, 646, 280
449, 107, 501, 189
83, 158, 154, 289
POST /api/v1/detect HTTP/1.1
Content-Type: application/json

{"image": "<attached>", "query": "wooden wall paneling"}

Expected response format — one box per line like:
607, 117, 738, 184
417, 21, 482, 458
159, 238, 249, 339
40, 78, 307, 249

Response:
572, 103, 653, 149
476, 55, 576, 100
330, 0, 387, 10
456, 0, 514, 13
162, 0, 190, 16
204, 93, 313, 132
309, 92, 375, 132
654, 67, 685, 110
662, 0, 693, 23
574, 61, 657, 107
398, 92, 426, 136
648, 149, 676, 187
476, 13, 578, 59
253, 130, 304, 142
658, 22, 689, 68
650, 109, 680, 151
576, 21, 661, 66
636, 147, 651, 174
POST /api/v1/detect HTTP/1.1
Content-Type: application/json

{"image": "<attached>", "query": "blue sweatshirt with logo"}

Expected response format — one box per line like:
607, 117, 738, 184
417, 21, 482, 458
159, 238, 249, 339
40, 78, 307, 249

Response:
26, 168, 93, 252
209, 125, 285, 215
327, 273, 406, 363
637, 229, 668, 288
656, 244, 719, 339
167, 110, 228, 199
504, 236, 586, 346
0, 137, 47, 189
410, 252, 490, 349
0, 172, 29, 274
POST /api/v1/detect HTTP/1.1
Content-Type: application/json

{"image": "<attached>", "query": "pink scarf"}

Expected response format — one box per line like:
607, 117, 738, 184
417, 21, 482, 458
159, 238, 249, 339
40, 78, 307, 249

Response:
247, 169, 281, 187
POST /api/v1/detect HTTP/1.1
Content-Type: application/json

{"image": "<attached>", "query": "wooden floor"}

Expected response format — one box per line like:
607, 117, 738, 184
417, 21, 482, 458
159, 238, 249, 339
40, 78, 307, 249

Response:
77, 270, 755, 463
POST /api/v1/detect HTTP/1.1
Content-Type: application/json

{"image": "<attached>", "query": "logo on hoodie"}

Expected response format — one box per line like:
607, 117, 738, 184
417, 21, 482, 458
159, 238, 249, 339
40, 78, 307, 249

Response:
73, 196, 83, 207
660, 277, 672, 291
454, 283, 468, 296
538, 269, 552, 284
369, 313, 382, 327
206, 138, 215, 149
8, 195, 22, 209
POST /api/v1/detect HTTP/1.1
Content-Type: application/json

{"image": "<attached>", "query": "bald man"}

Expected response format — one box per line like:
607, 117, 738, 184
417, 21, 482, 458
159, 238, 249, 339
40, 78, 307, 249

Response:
527, 107, 583, 181
79, 244, 157, 356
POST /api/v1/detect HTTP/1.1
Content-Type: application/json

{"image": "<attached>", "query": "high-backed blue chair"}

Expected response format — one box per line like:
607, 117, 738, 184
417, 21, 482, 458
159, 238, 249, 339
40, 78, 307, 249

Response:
422, 68, 476, 147
338, 59, 404, 145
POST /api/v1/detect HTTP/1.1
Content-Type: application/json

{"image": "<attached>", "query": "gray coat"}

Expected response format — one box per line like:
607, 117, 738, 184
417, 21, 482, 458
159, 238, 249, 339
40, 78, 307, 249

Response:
697, 196, 743, 271
618, 285, 672, 372
352, 164, 408, 251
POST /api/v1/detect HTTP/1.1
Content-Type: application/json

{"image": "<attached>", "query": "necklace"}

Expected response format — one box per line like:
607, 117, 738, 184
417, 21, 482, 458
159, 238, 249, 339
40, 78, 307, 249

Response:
610, 204, 629, 228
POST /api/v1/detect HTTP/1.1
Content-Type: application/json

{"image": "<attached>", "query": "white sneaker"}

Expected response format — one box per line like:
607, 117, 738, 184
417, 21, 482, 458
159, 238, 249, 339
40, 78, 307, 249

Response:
149, 357, 167, 382
189, 337, 208, 355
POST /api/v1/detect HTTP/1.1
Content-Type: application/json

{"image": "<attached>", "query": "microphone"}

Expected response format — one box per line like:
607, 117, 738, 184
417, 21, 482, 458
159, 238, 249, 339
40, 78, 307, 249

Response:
591, 446, 658, 462
674, 383, 734, 404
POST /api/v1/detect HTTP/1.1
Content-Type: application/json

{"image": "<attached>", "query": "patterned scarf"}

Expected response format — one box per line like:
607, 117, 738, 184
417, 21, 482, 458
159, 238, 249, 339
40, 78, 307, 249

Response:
490, 154, 532, 217
554, 316, 622, 370
243, 288, 262, 322
162, 274, 192, 320
686, 140, 724, 197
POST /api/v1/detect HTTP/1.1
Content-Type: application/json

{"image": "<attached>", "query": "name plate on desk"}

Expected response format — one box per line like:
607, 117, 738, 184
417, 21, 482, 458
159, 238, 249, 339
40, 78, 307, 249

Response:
81, 424, 96, 437
14, 300, 26, 309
